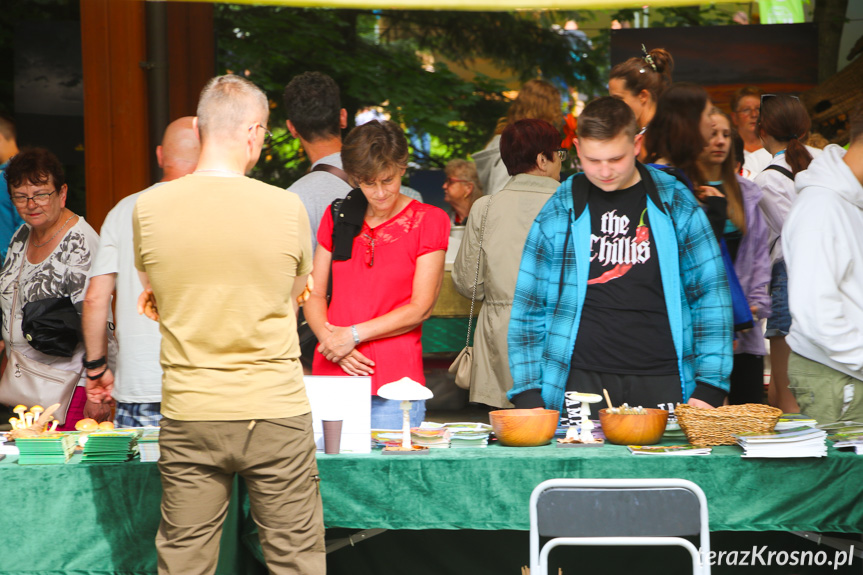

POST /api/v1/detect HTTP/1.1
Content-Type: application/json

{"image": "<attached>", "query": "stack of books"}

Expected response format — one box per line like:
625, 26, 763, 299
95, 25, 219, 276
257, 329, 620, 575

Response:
15, 434, 76, 465
774, 413, 818, 430
138, 428, 161, 462
445, 422, 492, 449
821, 422, 863, 454
81, 430, 140, 463
411, 426, 450, 449
734, 426, 827, 458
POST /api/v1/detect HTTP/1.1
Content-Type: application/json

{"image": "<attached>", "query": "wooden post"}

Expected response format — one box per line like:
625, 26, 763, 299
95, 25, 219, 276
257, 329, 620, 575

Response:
80, 0, 150, 231
79, 0, 214, 231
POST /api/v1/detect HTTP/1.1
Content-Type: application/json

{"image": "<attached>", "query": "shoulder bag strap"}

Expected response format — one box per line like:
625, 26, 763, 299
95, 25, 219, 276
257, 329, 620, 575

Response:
763, 164, 794, 180
465, 196, 494, 348
8, 241, 29, 345
312, 163, 352, 186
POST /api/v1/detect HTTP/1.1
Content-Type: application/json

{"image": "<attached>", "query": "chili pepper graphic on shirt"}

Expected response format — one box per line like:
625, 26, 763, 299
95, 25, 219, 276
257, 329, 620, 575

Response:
588, 208, 650, 284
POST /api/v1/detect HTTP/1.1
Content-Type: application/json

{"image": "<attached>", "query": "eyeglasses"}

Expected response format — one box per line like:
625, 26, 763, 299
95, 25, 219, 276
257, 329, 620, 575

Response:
11, 190, 57, 206
735, 106, 760, 116
444, 177, 471, 186
363, 233, 375, 267
248, 122, 273, 143
556, 149, 568, 161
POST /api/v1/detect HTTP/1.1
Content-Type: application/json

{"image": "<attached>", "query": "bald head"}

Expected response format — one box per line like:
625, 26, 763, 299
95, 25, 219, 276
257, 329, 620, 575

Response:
157, 116, 199, 181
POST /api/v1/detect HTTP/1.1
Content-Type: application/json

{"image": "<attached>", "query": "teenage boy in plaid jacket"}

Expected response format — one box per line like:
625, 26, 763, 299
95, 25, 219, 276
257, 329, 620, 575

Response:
508, 97, 732, 414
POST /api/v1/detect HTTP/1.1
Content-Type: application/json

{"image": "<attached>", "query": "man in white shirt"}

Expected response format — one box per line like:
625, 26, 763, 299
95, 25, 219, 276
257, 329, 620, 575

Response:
82, 117, 199, 427
783, 112, 863, 423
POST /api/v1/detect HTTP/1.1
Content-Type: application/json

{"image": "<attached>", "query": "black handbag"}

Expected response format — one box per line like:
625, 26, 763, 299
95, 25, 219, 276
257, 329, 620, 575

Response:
22, 296, 82, 357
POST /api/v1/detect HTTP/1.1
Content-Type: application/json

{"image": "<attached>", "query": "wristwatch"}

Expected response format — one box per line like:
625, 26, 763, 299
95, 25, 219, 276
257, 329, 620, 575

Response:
350, 325, 361, 345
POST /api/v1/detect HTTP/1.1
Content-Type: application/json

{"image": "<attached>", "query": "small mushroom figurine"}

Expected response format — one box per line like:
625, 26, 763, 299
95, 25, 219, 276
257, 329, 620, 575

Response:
376, 377, 434, 450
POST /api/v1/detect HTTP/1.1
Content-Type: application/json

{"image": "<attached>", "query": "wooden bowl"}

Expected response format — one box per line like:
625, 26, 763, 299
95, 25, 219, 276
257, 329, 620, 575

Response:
599, 408, 669, 446
489, 408, 559, 447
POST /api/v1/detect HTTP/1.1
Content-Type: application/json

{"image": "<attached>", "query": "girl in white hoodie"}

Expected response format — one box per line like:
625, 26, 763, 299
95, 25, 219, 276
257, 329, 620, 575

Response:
782, 120, 863, 423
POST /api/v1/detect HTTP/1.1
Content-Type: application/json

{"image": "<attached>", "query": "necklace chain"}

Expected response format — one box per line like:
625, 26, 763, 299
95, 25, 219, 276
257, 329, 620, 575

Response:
32, 214, 74, 248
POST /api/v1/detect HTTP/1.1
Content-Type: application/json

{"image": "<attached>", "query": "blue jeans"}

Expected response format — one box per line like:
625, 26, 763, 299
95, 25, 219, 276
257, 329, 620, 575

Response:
370, 397, 426, 430
766, 260, 791, 338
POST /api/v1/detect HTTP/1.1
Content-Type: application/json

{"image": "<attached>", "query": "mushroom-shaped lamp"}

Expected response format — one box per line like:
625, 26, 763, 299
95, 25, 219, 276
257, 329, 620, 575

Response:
377, 378, 433, 449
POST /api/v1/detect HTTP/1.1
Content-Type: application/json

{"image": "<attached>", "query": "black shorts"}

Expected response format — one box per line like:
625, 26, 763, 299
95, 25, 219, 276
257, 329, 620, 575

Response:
566, 368, 683, 414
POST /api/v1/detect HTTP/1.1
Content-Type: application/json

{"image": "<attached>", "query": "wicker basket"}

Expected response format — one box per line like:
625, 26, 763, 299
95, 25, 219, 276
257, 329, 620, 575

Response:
676, 404, 782, 446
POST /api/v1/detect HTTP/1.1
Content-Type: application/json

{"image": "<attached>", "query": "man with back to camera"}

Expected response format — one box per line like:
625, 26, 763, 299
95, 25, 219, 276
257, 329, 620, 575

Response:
283, 71, 351, 251
782, 109, 863, 423
82, 117, 200, 427
130, 75, 322, 574
0, 115, 25, 261
508, 96, 732, 414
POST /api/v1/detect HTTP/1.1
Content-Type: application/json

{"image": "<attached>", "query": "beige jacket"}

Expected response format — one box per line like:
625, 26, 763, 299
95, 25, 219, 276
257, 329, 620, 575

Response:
452, 173, 559, 407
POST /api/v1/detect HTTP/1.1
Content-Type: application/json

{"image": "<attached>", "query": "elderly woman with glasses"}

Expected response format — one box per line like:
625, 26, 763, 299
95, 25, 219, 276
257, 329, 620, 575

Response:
442, 159, 483, 226
451, 119, 563, 409
0, 147, 106, 430
304, 120, 450, 428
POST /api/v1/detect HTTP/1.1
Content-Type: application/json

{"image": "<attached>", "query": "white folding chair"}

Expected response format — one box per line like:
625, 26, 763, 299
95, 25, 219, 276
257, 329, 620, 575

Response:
529, 478, 711, 574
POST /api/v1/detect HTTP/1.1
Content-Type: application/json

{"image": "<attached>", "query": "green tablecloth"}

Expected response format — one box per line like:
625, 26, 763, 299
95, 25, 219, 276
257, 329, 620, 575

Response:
1, 442, 861, 574
315, 442, 863, 533
0, 454, 253, 575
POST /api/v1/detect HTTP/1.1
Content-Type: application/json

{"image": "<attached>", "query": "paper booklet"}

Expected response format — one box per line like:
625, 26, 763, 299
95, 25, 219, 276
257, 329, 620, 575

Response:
628, 444, 712, 456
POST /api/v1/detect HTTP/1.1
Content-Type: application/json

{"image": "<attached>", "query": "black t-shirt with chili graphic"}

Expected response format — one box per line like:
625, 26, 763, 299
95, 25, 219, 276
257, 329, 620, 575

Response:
570, 180, 678, 375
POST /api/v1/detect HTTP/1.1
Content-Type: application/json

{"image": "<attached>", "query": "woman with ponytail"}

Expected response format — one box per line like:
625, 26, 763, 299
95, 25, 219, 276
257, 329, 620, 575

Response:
754, 94, 820, 412
609, 47, 674, 141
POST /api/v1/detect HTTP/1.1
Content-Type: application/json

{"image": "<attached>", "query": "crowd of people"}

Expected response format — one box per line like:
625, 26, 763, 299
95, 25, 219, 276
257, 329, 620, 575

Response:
0, 46, 861, 572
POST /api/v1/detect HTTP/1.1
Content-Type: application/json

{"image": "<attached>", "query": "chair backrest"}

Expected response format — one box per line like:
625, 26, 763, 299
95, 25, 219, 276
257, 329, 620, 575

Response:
529, 478, 710, 574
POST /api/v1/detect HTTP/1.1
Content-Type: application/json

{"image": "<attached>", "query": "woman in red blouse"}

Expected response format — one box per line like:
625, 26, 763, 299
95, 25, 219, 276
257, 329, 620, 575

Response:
304, 120, 450, 428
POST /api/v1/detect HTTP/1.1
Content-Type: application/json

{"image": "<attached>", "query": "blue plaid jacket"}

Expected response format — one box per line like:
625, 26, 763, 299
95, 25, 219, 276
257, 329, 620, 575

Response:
507, 164, 732, 412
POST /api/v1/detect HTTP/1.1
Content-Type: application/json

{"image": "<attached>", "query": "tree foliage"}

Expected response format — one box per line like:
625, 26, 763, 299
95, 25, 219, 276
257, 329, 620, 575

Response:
215, 5, 602, 187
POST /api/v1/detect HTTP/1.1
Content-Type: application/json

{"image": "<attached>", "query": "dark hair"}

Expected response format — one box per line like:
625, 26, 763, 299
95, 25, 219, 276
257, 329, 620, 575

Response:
732, 129, 745, 169
500, 119, 561, 176
0, 114, 15, 140
495, 79, 562, 135
645, 83, 710, 186
282, 71, 342, 142
758, 94, 812, 176
609, 48, 674, 103
577, 96, 638, 141
730, 86, 763, 114
4, 147, 66, 191
342, 120, 408, 185
851, 104, 863, 144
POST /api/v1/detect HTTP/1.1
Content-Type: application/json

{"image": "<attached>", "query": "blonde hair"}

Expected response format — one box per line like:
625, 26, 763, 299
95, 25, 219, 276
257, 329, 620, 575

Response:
197, 75, 268, 143
705, 107, 745, 234
445, 159, 483, 203
494, 79, 562, 135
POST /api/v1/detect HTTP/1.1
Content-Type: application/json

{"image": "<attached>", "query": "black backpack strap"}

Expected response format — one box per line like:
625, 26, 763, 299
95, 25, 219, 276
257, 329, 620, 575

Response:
763, 164, 794, 180
312, 163, 352, 186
